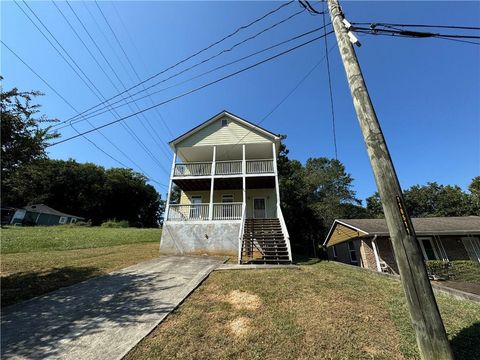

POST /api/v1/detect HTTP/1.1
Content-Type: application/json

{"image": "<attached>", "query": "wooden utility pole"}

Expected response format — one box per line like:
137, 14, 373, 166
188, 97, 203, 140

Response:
327, 1, 454, 359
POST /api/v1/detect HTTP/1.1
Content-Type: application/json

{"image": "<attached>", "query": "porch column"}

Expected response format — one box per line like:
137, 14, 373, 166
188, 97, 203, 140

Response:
242, 144, 246, 211
272, 142, 281, 208
164, 149, 177, 223
209, 145, 216, 220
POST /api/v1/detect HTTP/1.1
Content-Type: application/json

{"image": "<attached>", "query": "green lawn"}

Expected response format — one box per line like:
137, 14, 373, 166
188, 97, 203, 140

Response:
1, 225, 160, 253
1, 226, 162, 306
126, 262, 480, 360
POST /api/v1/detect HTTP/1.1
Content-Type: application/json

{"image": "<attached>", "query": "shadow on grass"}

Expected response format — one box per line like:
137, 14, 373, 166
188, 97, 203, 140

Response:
1, 266, 105, 308
1, 266, 179, 359
451, 321, 480, 360
292, 254, 321, 265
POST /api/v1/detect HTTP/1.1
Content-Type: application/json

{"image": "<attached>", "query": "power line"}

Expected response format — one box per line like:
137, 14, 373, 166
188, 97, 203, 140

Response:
1, 40, 167, 188
64, 1, 171, 168
53, 0, 298, 126
90, 0, 174, 156
98, 0, 174, 139
48, 31, 335, 147
351, 22, 480, 31
61, 6, 308, 125
17, 0, 169, 175
321, 1, 338, 160
59, 25, 332, 127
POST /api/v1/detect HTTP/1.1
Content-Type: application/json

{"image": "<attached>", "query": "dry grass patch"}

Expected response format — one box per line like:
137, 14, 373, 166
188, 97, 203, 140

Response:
126, 262, 480, 360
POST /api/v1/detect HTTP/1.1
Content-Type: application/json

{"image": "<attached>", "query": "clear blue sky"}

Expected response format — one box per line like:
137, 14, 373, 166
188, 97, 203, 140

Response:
2, 1, 479, 203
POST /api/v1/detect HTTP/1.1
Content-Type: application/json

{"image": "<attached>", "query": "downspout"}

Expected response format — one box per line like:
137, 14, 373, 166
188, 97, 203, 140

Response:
371, 235, 381, 272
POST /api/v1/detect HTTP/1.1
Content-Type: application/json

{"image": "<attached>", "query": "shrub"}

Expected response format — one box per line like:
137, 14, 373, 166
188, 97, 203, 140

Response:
426, 260, 480, 282
101, 219, 129, 228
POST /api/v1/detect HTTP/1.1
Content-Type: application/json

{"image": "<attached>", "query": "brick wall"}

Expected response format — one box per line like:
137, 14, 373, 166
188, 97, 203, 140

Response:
359, 239, 378, 271
376, 237, 399, 274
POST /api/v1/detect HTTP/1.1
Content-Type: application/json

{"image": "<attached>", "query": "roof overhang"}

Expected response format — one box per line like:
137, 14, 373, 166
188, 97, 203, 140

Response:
169, 110, 281, 150
323, 220, 370, 247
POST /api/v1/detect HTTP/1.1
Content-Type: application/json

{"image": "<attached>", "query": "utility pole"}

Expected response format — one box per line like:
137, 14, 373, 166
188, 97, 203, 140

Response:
327, 1, 454, 359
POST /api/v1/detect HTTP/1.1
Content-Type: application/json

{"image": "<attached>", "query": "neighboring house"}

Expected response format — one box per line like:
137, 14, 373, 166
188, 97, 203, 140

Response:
10, 204, 84, 226
160, 110, 292, 264
323, 217, 480, 273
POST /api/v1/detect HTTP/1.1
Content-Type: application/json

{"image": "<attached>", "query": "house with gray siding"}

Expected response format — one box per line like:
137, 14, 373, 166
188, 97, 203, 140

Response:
323, 216, 480, 273
160, 111, 292, 264
10, 204, 84, 226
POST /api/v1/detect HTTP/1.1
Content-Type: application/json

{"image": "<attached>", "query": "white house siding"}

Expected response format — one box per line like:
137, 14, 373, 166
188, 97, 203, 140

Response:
176, 117, 271, 148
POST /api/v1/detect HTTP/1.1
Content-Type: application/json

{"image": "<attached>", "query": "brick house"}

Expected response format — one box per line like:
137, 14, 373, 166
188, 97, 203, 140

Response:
323, 216, 480, 274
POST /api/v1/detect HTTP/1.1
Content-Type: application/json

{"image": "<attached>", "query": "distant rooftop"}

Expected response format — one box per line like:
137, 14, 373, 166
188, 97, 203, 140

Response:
23, 204, 84, 219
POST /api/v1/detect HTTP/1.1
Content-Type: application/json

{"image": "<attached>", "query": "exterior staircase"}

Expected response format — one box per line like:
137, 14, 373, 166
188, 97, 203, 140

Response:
241, 218, 291, 264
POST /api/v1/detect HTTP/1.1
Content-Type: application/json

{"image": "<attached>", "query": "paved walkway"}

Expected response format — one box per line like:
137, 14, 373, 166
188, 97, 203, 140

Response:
1, 256, 225, 360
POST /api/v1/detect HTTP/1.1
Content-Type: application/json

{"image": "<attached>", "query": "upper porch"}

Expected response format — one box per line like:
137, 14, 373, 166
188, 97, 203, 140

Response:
172, 142, 278, 179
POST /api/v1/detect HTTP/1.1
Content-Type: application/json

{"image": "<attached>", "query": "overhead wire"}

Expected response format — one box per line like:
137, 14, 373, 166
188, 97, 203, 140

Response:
1, 40, 167, 188
58, 24, 333, 128
17, 0, 169, 175
321, 1, 338, 160
97, 0, 174, 139
51, 0, 298, 128
60, 6, 309, 126
48, 31, 335, 147
65, 1, 171, 168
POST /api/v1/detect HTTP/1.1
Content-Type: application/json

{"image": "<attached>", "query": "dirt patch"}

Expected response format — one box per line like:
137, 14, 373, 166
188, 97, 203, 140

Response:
227, 290, 262, 311
229, 317, 251, 337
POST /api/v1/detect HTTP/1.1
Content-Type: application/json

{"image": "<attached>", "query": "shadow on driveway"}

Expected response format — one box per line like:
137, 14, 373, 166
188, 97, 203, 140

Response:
1, 256, 223, 360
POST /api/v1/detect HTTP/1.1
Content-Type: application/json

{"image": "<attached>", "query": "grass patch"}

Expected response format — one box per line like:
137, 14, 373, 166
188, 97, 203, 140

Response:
126, 262, 480, 360
1, 226, 161, 253
1, 226, 162, 306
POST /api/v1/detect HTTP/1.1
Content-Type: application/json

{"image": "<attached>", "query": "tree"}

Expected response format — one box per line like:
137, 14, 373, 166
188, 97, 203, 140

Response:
277, 136, 363, 256
366, 181, 475, 218
468, 176, 480, 215
3, 159, 162, 227
1, 84, 59, 178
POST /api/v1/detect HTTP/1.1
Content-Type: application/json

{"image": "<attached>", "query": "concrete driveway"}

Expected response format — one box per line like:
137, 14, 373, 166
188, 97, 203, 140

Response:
1, 256, 225, 360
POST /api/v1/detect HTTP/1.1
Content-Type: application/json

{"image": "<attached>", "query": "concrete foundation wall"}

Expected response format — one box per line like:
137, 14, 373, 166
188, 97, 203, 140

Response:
160, 221, 241, 255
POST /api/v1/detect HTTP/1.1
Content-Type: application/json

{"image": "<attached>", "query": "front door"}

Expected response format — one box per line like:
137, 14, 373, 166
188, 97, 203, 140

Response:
253, 198, 266, 219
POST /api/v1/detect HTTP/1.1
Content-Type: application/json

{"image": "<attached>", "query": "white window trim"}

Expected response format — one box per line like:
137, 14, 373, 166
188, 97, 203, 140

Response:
59, 216, 67, 224
418, 237, 439, 261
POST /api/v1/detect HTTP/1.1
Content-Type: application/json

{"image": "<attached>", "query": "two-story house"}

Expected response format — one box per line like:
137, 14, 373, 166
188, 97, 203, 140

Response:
160, 111, 292, 264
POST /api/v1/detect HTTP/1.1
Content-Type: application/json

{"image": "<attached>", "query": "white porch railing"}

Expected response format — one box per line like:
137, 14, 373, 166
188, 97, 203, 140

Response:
277, 204, 292, 262
174, 162, 211, 176
246, 159, 274, 174
215, 160, 242, 175
167, 203, 243, 221
167, 204, 209, 221
212, 202, 242, 220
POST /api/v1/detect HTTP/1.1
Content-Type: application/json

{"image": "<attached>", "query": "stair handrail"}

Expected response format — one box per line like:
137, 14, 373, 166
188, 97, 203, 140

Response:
237, 205, 247, 264
277, 204, 292, 262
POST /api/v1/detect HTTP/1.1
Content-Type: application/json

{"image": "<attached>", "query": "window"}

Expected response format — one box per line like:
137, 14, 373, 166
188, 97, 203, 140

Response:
59, 216, 67, 224
332, 245, 338, 258
70, 218, 77, 224
221, 119, 228, 127
418, 237, 438, 260
348, 241, 358, 263
190, 196, 202, 219
221, 194, 234, 203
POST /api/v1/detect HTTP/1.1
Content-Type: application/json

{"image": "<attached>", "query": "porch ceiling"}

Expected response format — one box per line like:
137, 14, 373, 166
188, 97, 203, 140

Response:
173, 176, 276, 191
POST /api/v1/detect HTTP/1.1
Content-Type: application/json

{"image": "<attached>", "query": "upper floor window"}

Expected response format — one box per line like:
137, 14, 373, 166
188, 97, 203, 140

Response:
221, 119, 228, 127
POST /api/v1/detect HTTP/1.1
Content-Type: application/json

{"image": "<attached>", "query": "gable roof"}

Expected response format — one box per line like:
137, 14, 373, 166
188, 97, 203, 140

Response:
324, 216, 480, 246
169, 110, 281, 149
23, 204, 84, 219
